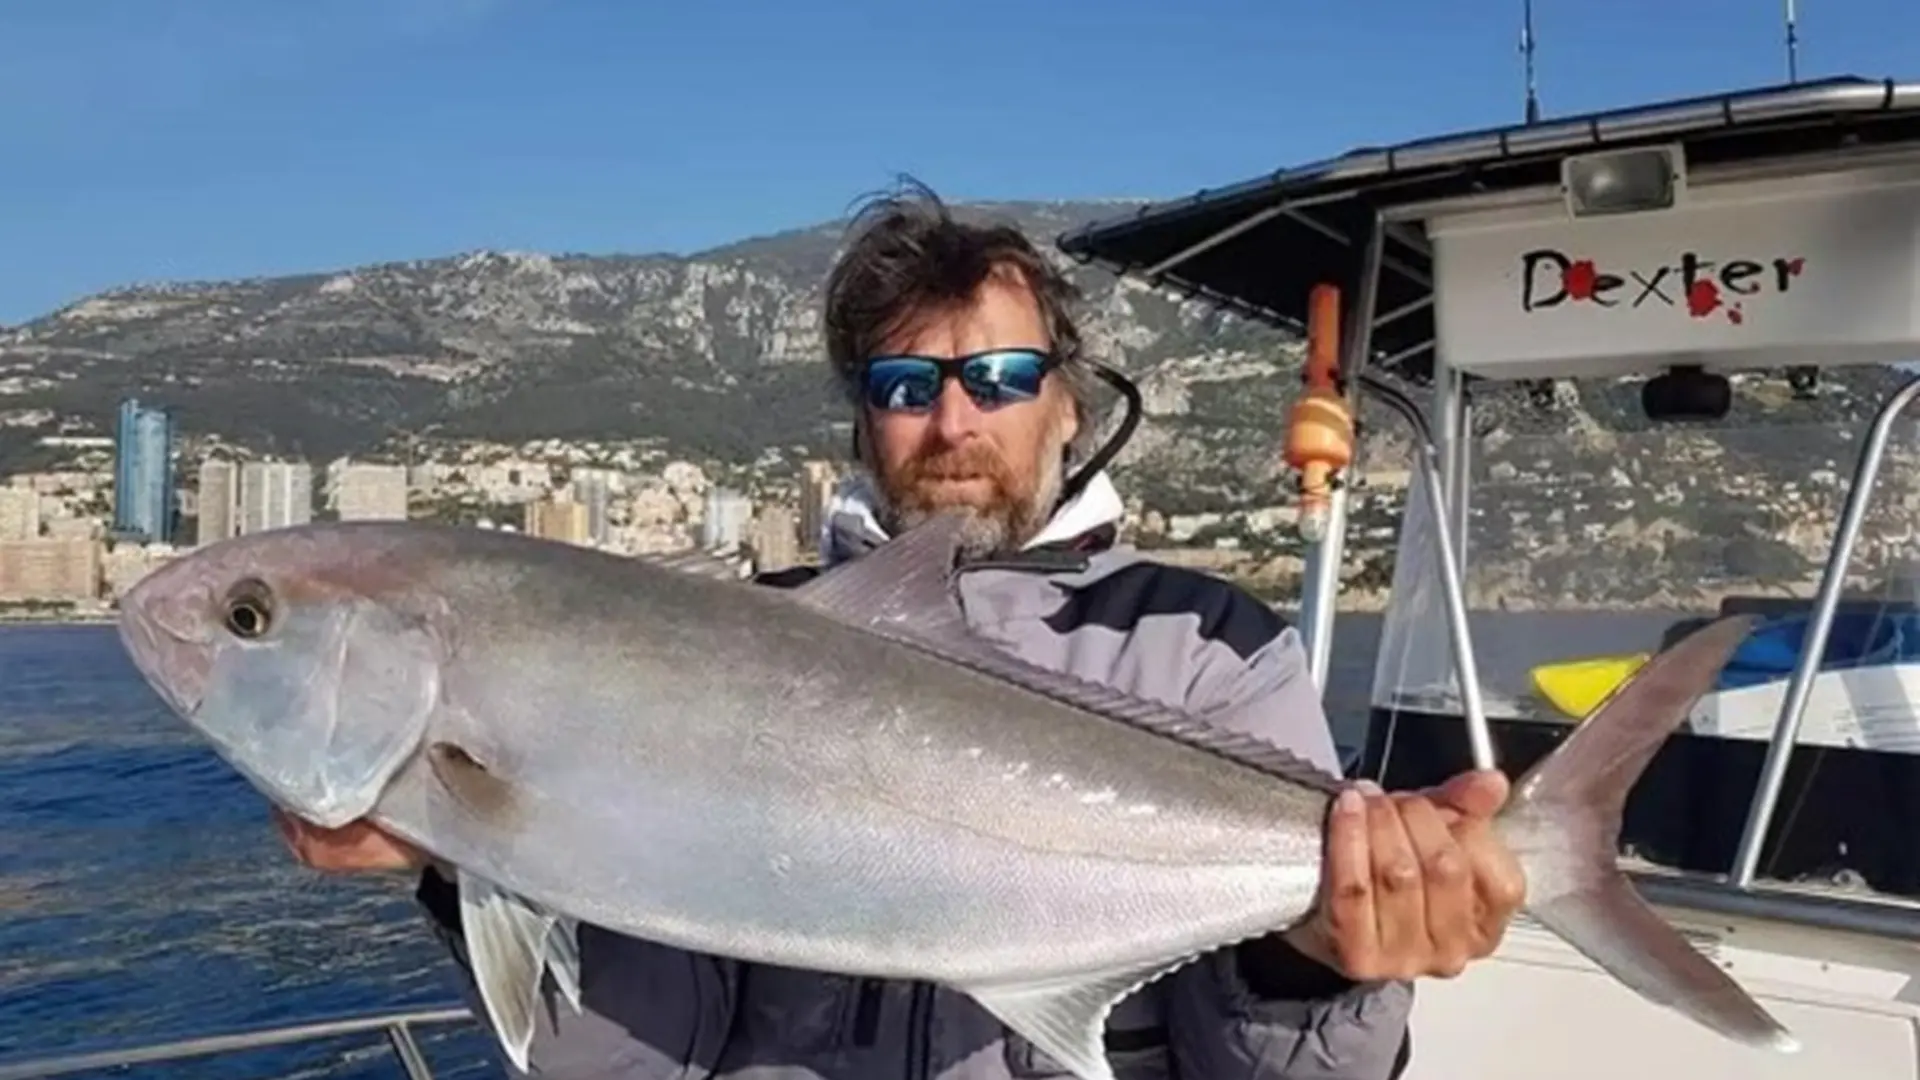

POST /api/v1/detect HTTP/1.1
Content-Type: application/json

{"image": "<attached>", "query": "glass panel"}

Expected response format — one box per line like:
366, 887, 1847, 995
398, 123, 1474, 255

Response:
1364, 369, 1920, 896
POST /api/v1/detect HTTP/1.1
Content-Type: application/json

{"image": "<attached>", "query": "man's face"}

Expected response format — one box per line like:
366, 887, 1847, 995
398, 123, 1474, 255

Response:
861, 269, 1080, 555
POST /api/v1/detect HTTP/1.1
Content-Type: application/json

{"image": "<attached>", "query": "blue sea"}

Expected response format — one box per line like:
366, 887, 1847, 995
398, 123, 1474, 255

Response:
0, 625, 497, 1079
0, 611, 1683, 1078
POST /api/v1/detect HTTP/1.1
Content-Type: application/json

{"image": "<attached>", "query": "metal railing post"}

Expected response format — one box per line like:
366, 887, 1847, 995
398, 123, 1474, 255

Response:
0, 1007, 473, 1080
1729, 373, 1920, 887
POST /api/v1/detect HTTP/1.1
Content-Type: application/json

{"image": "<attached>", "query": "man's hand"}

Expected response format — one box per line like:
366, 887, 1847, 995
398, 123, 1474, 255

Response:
1284, 770, 1526, 982
271, 807, 426, 873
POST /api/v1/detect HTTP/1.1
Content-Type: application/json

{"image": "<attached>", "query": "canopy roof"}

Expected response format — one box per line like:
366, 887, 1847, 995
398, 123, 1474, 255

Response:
1057, 77, 1920, 384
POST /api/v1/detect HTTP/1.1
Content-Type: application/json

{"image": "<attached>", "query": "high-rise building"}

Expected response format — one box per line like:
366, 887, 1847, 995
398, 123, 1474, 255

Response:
796, 460, 839, 558
196, 459, 238, 546
0, 538, 101, 601
334, 463, 410, 521
239, 461, 313, 535
749, 506, 801, 574
570, 469, 615, 544
525, 497, 590, 545
0, 486, 40, 542
112, 398, 176, 543
702, 487, 753, 552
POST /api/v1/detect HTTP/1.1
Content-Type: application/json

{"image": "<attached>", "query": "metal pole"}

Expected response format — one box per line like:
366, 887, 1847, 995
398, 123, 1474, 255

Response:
1452, 387, 1474, 580
1299, 217, 1387, 691
1358, 373, 1493, 770
1785, 0, 1800, 85
388, 1021, 437, 1080
0, 1008, 472, 1080
1730, 373, 1920, 887
1431, 365, 1493, 771
1301, 490, 1351, 692
1141, 190, 1360, 279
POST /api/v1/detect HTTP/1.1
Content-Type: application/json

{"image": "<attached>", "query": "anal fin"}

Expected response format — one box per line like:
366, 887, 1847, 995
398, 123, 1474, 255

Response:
458, 868, 580, 1072
960, 956, 1198, 1080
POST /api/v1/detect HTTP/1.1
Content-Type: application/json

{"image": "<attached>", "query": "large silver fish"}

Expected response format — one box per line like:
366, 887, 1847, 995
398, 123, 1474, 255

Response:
115, 512, 1796, 1078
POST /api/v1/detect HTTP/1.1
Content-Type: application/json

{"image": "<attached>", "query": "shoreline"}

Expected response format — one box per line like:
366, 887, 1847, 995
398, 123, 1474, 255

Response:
0, 614, 117, 627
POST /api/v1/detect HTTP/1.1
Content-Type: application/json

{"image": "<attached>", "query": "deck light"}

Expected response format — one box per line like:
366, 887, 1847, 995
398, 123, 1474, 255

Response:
1561, 145, 1684, 218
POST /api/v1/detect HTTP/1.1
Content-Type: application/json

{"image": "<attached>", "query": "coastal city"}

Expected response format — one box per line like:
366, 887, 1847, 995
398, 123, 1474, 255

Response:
0, 396, 860, 620
2, 392, 1384, 621
14, 378, 1920, 622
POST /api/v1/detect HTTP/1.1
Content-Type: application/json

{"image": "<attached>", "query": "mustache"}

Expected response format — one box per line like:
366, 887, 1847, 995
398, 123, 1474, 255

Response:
896, 443, 1019, 487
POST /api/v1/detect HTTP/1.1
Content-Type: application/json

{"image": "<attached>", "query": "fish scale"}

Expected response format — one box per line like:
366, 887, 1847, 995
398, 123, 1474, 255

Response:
118, 510, 1799, 1080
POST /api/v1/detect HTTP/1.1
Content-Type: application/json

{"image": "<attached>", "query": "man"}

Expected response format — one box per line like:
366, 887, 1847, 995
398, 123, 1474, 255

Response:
276, 181, 1526, 1080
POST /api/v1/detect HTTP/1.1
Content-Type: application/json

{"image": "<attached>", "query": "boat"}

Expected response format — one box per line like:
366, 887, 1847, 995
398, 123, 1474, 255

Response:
1535, 604, 1920, 752
8, 34, 1920, 1080
1060, 65, 1920, 1080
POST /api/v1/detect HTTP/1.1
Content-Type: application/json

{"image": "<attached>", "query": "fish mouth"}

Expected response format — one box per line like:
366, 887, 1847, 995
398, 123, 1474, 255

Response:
117, 576, 213, 716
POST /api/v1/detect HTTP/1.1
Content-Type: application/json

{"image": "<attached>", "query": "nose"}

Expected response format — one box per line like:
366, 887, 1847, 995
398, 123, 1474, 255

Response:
929, 377, 986, 444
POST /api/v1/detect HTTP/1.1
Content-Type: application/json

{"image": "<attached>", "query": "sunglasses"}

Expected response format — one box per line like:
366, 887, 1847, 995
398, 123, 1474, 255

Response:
859, 348, 1058, 413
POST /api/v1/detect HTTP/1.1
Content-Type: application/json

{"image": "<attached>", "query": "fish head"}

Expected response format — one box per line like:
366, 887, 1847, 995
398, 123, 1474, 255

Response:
118, 524, 449, 829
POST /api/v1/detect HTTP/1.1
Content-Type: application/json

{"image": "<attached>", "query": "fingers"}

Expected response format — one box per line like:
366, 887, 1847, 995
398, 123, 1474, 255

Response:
1364, 785, 1426, 974
1431, 769, 1511, 818
1456, 814, 1529, 951
1429, 769, 1528, 949
1397, 795, 1474, 977
1310, 772, 1523, 983
1318, 786, 1378, 974
270, 806, 301, 852
270, 810, 423, 873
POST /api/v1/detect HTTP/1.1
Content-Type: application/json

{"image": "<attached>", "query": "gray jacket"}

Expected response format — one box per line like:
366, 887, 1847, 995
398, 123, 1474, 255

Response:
414, 473, 1413, 1080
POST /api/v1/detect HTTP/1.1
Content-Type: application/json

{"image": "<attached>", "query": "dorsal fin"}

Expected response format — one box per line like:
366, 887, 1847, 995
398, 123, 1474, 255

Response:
792, 513, 1344, 794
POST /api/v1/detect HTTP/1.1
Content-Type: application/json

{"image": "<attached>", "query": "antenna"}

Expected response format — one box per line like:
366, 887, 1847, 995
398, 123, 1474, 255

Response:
1784, 0, 1800, 84
1520, 0, 1541, 124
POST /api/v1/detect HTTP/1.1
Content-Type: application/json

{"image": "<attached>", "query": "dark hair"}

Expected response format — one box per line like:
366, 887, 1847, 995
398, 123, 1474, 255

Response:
821, 177, 1098, 449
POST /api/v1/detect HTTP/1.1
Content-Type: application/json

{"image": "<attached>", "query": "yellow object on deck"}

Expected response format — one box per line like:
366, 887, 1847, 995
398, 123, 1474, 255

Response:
1530, 653, 1652, 719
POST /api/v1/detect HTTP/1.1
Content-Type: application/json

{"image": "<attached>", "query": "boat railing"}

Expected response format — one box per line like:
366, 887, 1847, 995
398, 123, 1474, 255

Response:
1732, 371, 1920, 887
0, 1005, 477, 1080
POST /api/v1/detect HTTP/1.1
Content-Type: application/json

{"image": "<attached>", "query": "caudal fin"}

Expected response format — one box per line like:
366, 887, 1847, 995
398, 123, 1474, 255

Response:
1503, 614, 1799, 1053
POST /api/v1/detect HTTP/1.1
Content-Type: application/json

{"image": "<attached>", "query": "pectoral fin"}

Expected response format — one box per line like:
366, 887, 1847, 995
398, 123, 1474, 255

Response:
457, 869, 583, 1072
959, 957, 1197, 1080
545, 916, 584, 1014
638, 549, 747, 582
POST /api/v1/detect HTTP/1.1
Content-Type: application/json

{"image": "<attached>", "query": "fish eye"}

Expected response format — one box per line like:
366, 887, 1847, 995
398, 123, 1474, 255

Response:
223, 579, 275, 640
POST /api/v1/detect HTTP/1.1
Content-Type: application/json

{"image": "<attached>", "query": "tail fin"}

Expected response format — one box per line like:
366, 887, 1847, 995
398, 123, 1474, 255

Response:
1502, 614, 1799, 1053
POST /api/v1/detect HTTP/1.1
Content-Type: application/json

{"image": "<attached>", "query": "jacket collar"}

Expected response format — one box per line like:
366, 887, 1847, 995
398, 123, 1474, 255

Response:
818, 469, 1126, 569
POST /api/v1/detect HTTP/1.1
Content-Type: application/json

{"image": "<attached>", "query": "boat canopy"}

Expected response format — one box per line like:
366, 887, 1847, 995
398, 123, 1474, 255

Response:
1058, 77, 1920, 386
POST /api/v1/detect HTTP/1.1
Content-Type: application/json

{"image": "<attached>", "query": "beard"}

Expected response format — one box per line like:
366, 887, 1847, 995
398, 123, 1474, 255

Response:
874, 438, 1067, 559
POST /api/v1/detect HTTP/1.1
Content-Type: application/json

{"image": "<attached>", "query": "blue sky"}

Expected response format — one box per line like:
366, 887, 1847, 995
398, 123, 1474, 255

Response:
0, 0, 1913, 323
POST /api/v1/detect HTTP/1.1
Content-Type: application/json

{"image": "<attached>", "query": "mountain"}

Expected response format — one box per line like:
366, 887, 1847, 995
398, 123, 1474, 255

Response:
0, 200, 1310, 502
1, 199, 1913, 607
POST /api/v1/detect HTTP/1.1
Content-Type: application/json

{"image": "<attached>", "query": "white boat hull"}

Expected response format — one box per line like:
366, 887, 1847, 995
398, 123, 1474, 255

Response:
1402, 893, 1920, 1079
1689, 663, 1920, 753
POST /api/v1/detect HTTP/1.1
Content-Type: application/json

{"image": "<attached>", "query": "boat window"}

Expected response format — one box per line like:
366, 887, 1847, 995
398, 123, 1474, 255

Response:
1362, 372, 1920, 899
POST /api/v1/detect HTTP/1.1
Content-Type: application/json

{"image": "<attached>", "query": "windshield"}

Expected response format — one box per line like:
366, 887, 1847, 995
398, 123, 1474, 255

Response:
1368, 372, 1920, 896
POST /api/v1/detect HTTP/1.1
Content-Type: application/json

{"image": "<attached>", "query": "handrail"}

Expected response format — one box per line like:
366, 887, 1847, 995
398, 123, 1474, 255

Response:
0, 1006, 476, 1080
1729, 371, 1920, 888
1357, 371, 1493, 771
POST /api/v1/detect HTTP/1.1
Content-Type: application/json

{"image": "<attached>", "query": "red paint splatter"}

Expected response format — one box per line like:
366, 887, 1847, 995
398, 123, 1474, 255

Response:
1564, 260, 1598, 300
1782, 257, 1805, 277
1687, 280, 1721, 319
1728, 303, 1744, 325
